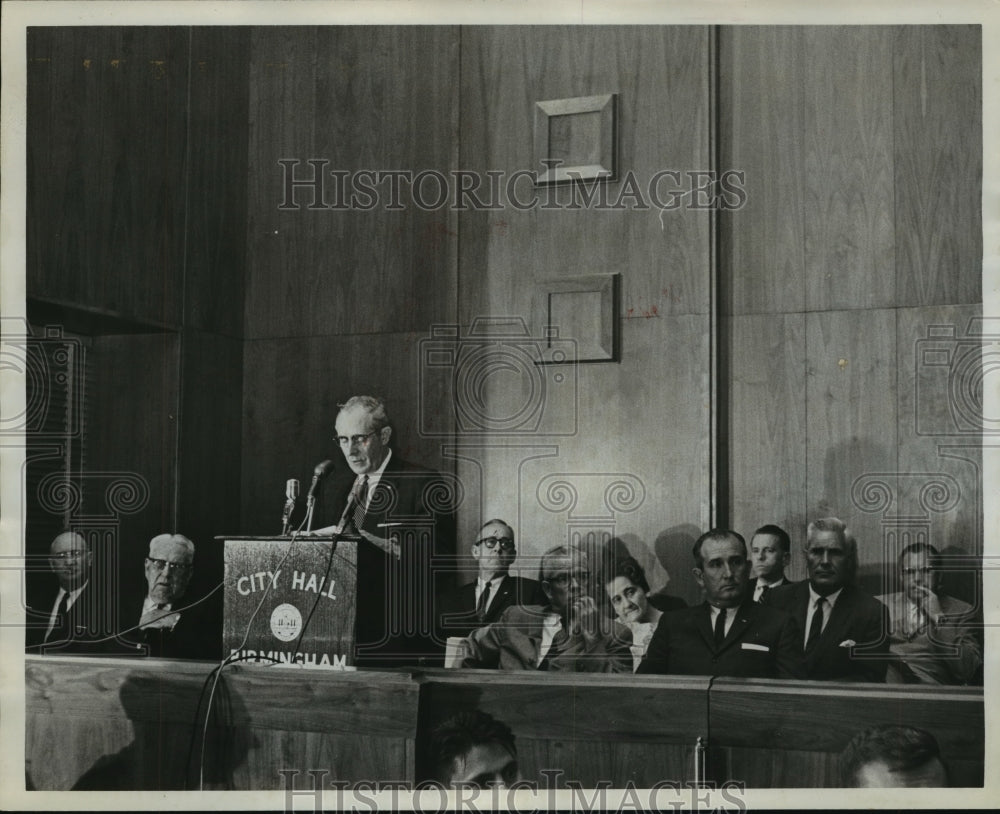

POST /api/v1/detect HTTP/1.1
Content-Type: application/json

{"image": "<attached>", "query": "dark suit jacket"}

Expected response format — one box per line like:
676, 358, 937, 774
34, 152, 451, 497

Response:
748, 576, 792, 601
437, 575, 545, 640
24, 579, 121, 655
636, 600, 803, 678
123, 603, 221, 661
318, 453, 457, 665
647, 591, 688, 613
462, 604, 633, 673
763, 581, 890, 682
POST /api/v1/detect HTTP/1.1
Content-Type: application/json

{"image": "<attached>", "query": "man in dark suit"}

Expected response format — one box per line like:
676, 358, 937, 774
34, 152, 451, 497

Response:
763, 517, 889, 682
637, 529, 802, 678
127, 533, 217, 660
462, 545, 632, 672
317, 395, 457, 665
437, 519, 544, 642
26, 530, 99, 653
748, 523, 794, 602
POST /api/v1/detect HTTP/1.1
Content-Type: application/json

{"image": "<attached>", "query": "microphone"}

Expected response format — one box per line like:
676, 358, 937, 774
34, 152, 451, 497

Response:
280, 478, 299, 535
304, 459, 334, 532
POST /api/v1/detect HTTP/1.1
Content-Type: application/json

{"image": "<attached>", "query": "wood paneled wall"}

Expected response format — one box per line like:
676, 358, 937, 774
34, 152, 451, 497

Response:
24, 24, 983, 617
27, 28, 190, 327
25, 27, 249, 616
719, 26, 982, 589
239, 26, 460, 533
25, 656, 984, 791
456, 27, 714, 602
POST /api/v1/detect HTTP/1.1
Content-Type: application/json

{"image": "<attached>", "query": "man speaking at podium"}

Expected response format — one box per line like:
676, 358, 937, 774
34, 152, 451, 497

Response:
315, 395, 456, 666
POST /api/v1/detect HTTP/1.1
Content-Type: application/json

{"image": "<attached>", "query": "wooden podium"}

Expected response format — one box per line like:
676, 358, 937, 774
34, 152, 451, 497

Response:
219, 534, 362, 669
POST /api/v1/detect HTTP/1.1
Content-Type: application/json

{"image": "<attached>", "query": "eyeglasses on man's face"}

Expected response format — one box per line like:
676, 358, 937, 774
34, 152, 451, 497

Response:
146, 557, 192, 575
334, 431, 378, 448
50, 550, 85, 561
475, 536, 515, 552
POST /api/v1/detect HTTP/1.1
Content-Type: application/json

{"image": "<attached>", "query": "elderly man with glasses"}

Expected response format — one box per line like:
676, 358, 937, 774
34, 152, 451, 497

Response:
437, 519, 545, 641
315, 395, 457, 666
460, 544, 632, 672
26, 530, 98, 652
127, 533, 216, 660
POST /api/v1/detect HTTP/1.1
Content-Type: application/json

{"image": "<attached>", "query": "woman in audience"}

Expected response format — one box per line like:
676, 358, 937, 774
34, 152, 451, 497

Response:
605, 557, 679, 672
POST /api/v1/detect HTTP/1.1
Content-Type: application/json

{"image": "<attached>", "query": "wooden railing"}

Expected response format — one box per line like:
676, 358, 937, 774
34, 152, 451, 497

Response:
24, 656, 983, 791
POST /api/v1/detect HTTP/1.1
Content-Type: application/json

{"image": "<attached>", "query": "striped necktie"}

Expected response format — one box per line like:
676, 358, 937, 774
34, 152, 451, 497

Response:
352, 475, 369, 531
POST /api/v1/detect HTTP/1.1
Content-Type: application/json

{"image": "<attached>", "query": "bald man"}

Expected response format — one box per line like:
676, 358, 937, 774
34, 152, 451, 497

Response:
28, 531, 96, 651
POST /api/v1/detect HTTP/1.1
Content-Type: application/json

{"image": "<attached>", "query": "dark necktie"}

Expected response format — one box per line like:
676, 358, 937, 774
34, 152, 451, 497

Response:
476, 581, 492, 621
47, 592, 72, 643
538, 625, 569, 671
806, 597, 826, 650
757, 585, 769, 602
713, 607, 727, 647
352, 475, 369, 531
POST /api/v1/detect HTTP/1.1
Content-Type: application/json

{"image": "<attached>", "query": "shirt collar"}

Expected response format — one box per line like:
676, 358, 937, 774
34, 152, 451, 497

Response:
477, 574, 506, 590
143, 595, 172, 613
808, 583, 844, 609
360, 449, 392, 491
61, 581, 88, 606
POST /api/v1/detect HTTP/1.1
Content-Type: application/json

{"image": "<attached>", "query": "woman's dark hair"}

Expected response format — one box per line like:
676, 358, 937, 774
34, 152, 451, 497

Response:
609, 556, 650, 593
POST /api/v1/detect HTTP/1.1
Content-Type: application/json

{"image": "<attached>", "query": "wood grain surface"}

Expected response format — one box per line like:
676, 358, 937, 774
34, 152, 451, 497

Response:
245, 26, 459, 339
718, 26, 806, 317
27, 657, 982, 790
893, 26, 982, 307
27, 27, 189, 327
727, 313, 808, 570
803, 27, 895, 312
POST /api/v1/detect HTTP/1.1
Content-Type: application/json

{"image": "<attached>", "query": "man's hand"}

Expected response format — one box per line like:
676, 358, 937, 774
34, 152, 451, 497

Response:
566, 596, 604, 644
910, 583, 944, 624
359, 529, 401, 560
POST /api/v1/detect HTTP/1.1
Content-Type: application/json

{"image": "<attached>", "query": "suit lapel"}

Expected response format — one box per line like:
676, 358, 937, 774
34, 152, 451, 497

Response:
696, 603, 716, 651
718, 602, 754, 651
792, 582, 810, 641
485, 576, 511, 623
818, 587, 853, 649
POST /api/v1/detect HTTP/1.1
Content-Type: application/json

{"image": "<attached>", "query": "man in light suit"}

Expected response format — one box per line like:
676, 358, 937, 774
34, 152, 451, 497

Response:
763, 517, 889, 682
436, 519, 544, 641
318, 395, 457, 665
636, 529, 802, 678
876, 542, 981, 685
748, 524, 794, 602
461, 545, 631, 672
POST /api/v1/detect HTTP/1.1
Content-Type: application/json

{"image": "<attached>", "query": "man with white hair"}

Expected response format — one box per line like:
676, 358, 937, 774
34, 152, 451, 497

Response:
317, 394, 457, 666
763, 517, 889, 681
130, 533, 214, 660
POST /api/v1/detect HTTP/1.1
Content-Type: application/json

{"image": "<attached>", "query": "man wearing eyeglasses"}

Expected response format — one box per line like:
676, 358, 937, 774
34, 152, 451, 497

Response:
437, 519, 544, 640
26, 530, 96, 652
317, 395, 456, 666
129, 533, 215, 660
875, 542, 982, 684
461, 544, 631, 672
